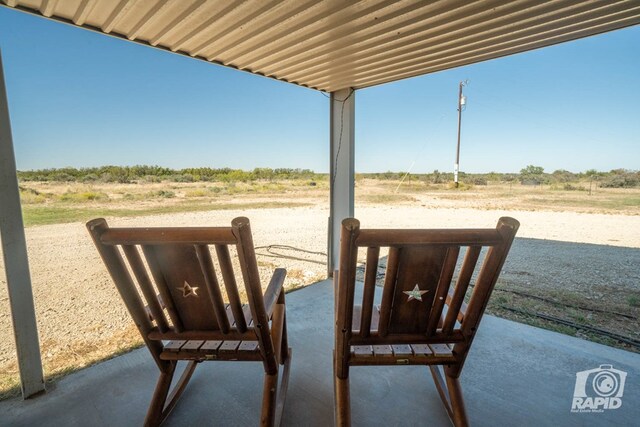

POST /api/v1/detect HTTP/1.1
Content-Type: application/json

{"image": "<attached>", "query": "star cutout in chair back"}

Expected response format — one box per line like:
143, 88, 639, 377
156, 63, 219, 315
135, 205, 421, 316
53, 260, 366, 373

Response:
179, 281, 199, 298
403, 284, 428, 302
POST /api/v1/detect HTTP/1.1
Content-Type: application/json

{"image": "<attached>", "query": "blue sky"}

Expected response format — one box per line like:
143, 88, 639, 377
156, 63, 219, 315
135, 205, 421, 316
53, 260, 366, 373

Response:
0, 7, 638, 174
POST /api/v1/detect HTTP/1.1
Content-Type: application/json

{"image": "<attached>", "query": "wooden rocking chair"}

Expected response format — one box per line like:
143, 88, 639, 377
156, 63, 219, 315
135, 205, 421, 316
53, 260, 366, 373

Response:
334, 217, 519, 426
87, 217, 291, 426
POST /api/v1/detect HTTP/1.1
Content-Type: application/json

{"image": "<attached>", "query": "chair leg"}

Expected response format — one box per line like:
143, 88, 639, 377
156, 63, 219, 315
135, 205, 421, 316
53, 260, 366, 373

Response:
144, 361, 199, 427
145, 363, 176, 427
260, 347, 292, 427
260, 291, 291, 427
334, 351, 351, 427
274, 348, 292, 426
261, 370, 279, 427
334, 375, 351, 427
428, 366, 469, 427
280, 309, 289, 365
160, 361, 198, 423
445, 374, 469, 427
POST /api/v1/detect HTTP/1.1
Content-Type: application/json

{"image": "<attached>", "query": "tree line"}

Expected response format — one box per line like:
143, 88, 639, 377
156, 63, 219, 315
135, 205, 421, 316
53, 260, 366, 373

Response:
16, 165, 639, 188
364, 166, 638, 188
17, 166, 321, 184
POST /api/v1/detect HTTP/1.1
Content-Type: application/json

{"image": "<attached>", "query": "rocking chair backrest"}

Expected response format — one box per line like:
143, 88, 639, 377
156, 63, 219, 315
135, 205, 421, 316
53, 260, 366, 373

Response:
336, 217, 519, 360
87, 217, 272, 369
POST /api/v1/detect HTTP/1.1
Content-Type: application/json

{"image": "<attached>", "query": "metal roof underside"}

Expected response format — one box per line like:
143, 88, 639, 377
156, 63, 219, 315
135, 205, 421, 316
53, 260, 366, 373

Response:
3, 0, 640, 92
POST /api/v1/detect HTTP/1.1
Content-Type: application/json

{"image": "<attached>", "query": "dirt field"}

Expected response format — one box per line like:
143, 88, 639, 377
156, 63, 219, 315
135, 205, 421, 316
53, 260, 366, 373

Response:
1, 180, 639, 397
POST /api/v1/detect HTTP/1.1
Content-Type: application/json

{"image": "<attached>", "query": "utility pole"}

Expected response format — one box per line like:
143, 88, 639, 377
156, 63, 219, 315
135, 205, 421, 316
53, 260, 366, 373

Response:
454, 80, 468, 188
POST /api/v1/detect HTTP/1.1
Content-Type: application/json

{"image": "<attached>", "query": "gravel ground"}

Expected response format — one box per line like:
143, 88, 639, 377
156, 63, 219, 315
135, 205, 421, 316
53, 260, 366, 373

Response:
1, 203, 639, 391
503, 238, 640, 302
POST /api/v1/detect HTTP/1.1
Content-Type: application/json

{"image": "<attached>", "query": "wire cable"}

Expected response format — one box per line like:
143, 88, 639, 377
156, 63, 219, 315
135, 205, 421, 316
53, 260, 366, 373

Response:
329, 88, 355, 188
254, 244, 327, 265
499, 306, 640, 349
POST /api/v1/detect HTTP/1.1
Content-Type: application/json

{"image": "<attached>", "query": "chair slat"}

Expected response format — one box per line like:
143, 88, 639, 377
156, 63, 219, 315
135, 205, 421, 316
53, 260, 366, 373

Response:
446, 288, 467, 322
391, 344, 412, 356
215, 244, 247, 332
238, 341, 259, 352
360, 246, 380, 338
371, 304, 380, 333
195, 244, 230, 333
232, 217, 278, 375
387, 247, 447, 335
428, 343, 453, 357
219, 340, 241, 354
442, 246, 481, 334
372, 345, 393, 356
164, 341, 185, 352
100, 227, 236, 245
410, 344, 433, 357
462, 219, 518, 336
378, 247, 400, 337
141, 246, 184, 332
200, 340, 222, 352
356, 228, 502, 247
122, 245, 169, 332
225, 304, 236, 327
352, 345, 373, 357
426, 247, 460, 336
352, 305, 362, 333
242, 304, 253, 327
181, 341, 204, 352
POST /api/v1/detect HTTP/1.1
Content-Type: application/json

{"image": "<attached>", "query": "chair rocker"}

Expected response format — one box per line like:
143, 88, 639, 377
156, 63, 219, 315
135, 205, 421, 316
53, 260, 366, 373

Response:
334, 217, 519, 426
87, 216, 291, 426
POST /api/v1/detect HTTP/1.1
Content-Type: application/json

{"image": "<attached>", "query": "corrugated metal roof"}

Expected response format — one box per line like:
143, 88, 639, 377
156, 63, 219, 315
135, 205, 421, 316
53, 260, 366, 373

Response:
3, 0, 640, 92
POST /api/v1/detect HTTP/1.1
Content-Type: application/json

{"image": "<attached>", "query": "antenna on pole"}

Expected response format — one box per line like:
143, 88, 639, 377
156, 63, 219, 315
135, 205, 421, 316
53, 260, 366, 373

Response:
454, 79, 468, 188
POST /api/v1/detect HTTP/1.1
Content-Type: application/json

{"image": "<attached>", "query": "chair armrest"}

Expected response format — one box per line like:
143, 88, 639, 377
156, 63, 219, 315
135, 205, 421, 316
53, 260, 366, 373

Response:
264, 268, 287, 317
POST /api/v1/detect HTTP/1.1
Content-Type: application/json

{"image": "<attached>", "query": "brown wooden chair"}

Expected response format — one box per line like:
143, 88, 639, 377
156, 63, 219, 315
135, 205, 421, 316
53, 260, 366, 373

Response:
87, 217, 291, 427
334, 217, 519, 426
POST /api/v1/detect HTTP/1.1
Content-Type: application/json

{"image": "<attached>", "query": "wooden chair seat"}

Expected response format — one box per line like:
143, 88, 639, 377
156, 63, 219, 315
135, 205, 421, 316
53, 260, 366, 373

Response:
350, 343, 454, 361
160, 339, 262, 361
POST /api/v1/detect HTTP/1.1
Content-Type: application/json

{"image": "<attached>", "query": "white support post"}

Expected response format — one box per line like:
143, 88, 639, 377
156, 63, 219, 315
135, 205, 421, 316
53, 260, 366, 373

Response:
0, 50, 45, 398
328, 88, 355, 275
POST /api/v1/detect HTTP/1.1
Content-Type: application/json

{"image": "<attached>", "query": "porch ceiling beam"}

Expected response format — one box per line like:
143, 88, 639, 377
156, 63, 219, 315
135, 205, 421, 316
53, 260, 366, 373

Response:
328, 88, 355, 275
0, 50, 45, 398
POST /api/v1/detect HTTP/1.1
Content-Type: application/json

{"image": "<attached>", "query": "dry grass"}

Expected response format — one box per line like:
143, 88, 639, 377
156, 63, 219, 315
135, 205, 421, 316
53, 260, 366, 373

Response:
0, 323, 142, 400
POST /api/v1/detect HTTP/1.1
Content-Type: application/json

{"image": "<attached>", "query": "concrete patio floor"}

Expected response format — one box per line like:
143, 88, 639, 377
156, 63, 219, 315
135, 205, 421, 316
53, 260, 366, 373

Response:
2, 279, 638, 426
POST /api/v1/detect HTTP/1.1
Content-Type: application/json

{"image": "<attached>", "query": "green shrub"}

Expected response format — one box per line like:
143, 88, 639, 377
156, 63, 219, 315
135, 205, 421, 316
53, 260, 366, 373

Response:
519, 165, 547, 185
19, 187, 48, 203
148, 190, 175, 198
563, 183, 585, 191
172, 174, 194, 183
185, 189, 207, 197
59, 191, 108, 202
600, 170, 639, 188
446, 181, 473, 190
81, 174, 99, 183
